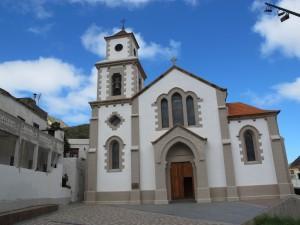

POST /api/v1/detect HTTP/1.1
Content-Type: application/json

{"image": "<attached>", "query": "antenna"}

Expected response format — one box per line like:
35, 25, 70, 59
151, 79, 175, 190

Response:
33, 93, 42, 105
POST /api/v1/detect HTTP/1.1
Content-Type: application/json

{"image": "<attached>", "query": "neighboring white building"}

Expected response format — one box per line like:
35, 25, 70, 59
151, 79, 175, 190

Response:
85, 29, 293, 204
289, 156, 300, 193
0, 88, 70, 205
63, 139, 88, 202
68, 139, 89, 159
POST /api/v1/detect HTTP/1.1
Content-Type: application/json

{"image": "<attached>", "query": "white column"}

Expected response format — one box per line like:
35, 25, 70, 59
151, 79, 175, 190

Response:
32, 144, 39, 170
47, 149, 53, 172
13, 138, 23, 167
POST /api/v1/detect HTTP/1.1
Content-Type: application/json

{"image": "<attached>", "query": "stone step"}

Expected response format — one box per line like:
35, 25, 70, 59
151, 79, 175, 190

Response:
0, 204, 58, 225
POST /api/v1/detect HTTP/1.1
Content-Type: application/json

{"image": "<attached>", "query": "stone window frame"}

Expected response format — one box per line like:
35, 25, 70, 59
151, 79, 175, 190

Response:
237, 125, 264, 165
104, 136, 125, 172
153, 87, 203, 131
106, 66, 126, 100
105, 112, 125, 130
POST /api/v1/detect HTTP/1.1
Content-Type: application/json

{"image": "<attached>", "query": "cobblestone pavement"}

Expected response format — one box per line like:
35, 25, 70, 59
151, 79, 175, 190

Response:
16, 204, 234, 225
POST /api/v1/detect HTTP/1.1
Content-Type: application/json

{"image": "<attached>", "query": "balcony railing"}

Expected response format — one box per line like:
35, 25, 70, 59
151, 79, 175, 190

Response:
0, 108, 63, 152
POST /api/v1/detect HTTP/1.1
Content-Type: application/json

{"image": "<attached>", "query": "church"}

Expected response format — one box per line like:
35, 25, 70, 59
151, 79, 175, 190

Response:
85, 28, 293, 204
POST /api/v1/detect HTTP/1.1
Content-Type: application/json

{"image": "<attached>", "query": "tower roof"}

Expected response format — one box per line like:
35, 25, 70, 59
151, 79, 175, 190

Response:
104, 29, 140, 49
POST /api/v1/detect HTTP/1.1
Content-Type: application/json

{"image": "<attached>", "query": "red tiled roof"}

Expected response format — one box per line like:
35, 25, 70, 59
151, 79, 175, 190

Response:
227, 102, 280, 119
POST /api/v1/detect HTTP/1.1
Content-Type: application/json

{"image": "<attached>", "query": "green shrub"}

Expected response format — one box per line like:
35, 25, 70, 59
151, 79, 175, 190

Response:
254, 214, 300, 225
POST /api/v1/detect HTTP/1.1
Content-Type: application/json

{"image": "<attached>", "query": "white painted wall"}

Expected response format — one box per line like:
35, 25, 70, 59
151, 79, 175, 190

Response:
0, 94, 47, 130
229, 118, 278, 186
68, 139, 89, 159
138, 68, 226, 190
97, 103, 132, 192
290, 168, 300, 188
0, 164, 70, 201
108, 37, 130, 60
63, 158, 85, 202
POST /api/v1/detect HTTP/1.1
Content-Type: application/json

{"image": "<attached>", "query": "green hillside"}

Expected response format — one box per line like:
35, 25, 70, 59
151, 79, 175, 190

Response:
64, 124, 89, 139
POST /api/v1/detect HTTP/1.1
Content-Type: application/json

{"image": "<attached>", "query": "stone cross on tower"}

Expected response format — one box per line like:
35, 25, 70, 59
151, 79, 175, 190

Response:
171, 56, 177, 66
121, 19, 126, 30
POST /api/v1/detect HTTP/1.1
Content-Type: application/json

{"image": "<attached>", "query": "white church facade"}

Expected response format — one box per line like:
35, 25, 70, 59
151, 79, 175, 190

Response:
85, 29, 293, 204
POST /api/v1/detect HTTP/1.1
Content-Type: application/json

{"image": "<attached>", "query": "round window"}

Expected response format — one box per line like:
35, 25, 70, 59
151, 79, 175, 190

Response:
115, 44, 123, 52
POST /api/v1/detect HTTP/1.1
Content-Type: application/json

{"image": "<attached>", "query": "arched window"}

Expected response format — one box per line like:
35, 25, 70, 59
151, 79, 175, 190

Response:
111, 140, 120, 169
161, 98, 169, 128
112, 73, 122, 96
172, 93, 184, 125
186, 96, 196, 126
244, 130, 256, 161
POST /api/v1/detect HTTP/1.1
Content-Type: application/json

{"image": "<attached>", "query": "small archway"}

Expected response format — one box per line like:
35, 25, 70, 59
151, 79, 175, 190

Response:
166, 142, 195, 201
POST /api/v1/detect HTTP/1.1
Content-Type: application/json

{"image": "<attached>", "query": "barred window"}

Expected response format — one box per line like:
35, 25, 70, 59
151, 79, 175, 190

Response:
186, 96, 196, 126
111, 140, 120, 169
172, 93, 184, 126
161, 98, 169, 128
244, 130, 256, 161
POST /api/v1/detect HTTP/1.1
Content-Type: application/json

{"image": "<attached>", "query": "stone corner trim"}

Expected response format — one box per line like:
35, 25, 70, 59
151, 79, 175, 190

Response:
216, 89, 239, 201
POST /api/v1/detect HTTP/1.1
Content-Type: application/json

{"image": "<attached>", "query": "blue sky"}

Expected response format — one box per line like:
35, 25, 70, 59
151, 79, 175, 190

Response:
0, 0, 299, 162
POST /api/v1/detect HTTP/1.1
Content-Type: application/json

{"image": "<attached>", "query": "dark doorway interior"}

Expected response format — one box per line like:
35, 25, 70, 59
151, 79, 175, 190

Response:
184, 177, 194, 199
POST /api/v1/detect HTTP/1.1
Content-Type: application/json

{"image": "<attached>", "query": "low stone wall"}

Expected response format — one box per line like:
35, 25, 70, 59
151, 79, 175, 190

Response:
243, 196, 300, 225
0, 204, 58, 225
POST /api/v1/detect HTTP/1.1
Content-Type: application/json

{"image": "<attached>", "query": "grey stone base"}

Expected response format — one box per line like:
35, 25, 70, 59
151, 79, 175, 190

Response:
85, 184, 288, 205
154, 189, 168, 205
196, 187, 211, 203
129, 190, 141, 205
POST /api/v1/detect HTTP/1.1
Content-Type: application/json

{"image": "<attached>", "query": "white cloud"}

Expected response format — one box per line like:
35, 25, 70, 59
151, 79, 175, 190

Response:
245, 77, 300, 107
81, 25, 181, 60
27, 23, 54, 35
0, 58, 96, 125
0, 0, 198, 19
253, 0, 300, 59
0, 0, 52, 19
69, 0, 199, 7
68, 0, 153, 7
244, 90, 282, 106
276, 77, 300, 102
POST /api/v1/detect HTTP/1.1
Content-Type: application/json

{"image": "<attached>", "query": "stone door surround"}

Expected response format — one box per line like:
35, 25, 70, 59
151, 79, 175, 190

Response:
152, 125, 211, 204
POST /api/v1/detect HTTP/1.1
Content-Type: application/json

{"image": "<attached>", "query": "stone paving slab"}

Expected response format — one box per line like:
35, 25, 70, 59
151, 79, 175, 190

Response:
117, 201, 269, 225
16, 204, 233, 225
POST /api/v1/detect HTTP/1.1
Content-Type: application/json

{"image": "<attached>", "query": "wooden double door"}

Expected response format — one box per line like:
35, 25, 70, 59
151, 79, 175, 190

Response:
170, 162, 195, 200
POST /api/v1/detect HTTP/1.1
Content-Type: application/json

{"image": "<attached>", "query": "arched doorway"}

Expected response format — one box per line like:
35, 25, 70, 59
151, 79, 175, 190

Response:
152, 126, 211, 204
166, 142, 195, 201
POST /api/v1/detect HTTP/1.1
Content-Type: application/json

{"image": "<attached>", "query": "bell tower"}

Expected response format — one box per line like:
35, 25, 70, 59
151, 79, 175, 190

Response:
95, 28, 146, 101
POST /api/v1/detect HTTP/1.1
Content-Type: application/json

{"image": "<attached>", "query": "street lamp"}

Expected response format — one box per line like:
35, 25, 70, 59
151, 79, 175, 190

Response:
264, 2, 300, 22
